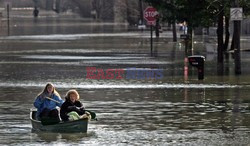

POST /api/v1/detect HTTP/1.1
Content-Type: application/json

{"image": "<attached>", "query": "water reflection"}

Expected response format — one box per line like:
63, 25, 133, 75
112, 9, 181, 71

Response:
35, 132, 90, 143
36, 132, 60, 142
7, 16, 130, 36
0, 82, 241, 89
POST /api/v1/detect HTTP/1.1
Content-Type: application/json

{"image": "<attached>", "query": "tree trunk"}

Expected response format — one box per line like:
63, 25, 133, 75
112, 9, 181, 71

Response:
230, 32, 235, 51
155, 18, 160, 38
217, 5, 224, 63
172, 20, 177, 42
54, 0, 61, 13
187, 26, 193, 50
139, 0, 144, 25
46, 0, 52, 10
72, 0, 92, 18
234, 20, 241, 74
223, 16, 230, 51
233, 0, 241, 75
92, 0, 102, 19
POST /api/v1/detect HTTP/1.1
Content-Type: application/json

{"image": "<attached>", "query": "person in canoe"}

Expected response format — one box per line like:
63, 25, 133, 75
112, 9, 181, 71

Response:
34, 83, 64, 124
60, 89, 92, 121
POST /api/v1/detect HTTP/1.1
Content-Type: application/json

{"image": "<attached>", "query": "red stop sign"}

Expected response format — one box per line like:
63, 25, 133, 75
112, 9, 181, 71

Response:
144, 7, 158, 25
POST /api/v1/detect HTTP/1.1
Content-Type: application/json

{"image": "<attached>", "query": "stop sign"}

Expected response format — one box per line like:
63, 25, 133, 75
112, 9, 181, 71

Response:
144, 7, 158, 25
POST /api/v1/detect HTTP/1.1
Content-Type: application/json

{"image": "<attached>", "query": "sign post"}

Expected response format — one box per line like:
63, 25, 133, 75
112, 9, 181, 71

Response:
230, 8, 243, 21
144, 7, 158, 56
231, 7, 242, 74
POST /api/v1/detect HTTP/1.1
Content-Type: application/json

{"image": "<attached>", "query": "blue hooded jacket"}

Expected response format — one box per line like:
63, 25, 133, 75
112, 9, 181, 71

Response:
34, 93, 64, 119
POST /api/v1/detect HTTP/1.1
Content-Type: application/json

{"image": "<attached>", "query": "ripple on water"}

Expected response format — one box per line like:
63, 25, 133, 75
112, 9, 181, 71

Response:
0, 82, 241, 89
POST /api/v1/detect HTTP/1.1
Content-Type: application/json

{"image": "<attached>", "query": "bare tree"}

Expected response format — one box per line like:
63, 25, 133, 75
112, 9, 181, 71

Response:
71, 0, 92, 17
92, 0, 103, 19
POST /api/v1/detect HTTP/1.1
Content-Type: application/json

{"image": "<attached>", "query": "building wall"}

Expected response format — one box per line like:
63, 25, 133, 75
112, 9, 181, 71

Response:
241, 17, 250, 35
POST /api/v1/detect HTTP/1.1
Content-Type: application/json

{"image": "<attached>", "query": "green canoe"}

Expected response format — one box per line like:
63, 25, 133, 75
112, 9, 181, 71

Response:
30, 109, 88, 133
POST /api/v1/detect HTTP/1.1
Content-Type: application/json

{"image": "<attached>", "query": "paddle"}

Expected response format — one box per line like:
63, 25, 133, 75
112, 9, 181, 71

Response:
45, 96, 60, 104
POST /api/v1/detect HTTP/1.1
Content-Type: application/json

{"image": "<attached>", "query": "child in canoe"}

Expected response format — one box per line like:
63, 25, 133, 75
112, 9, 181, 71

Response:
60, 89, 92, 121
34, 83, 64, 124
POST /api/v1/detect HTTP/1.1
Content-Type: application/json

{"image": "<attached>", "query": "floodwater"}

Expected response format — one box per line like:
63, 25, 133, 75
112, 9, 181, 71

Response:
0, 11, 250, 145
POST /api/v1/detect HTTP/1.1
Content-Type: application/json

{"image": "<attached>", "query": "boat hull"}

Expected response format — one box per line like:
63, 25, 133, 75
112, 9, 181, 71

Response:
30, 110, 88, 133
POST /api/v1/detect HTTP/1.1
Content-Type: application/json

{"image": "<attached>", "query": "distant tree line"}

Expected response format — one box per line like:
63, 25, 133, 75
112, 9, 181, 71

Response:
31, 0, 145, 24
0, 0, 148, 24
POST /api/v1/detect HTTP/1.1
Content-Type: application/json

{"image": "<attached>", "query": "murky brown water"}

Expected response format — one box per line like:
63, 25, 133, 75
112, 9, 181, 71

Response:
0, 11, 250, 145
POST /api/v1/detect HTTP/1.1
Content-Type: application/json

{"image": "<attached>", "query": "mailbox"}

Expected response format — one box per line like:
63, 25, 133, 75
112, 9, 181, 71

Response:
188, 55, 205, 80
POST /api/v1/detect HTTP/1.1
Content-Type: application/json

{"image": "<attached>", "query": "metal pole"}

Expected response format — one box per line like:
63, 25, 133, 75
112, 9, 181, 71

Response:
150, 25, 153, 56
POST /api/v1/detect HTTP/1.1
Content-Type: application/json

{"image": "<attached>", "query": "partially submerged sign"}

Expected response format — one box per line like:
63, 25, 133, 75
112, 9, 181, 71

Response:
230, 8, 243, 21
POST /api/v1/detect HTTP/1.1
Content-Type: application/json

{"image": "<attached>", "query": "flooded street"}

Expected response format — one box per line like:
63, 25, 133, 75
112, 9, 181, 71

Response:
0, 12, 250, 145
